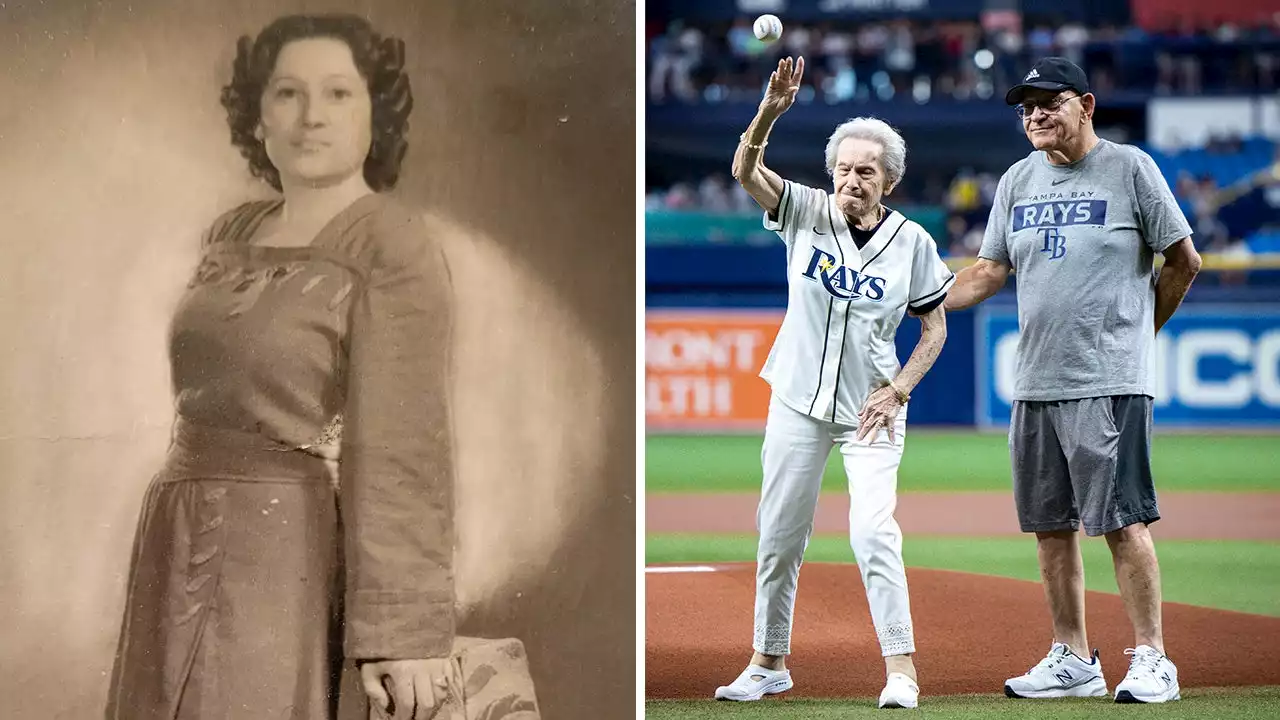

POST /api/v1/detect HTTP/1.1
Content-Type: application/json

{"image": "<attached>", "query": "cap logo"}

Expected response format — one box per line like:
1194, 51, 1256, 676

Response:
1024, 68, 1040, 81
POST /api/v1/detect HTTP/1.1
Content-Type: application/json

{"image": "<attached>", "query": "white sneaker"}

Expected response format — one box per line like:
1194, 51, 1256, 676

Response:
1114, 646, 1181, 703
713, 664, 793, 701
1004, 642, 1108, 699
877, 672, 919, 709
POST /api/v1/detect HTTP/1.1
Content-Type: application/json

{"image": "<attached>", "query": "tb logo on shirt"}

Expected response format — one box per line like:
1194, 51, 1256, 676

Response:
1013, 198, 1110, 263
801, 246, 887, 301
1040, 229, 1067, 259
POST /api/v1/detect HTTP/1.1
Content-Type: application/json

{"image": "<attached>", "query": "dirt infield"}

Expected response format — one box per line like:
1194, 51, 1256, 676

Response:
645, 563, 1280, 699
647, 492, 1280, 539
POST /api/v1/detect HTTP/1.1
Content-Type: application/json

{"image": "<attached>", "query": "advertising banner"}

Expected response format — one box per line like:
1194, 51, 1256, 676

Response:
647, 303, 1280, 432
1130, 0, 1275, 30
646, 309, 783, 431
977, 305, 1280, 429
1147, 97, 1280, 152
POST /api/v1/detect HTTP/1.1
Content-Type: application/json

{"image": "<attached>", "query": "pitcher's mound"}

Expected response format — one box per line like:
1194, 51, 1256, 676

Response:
645, 563, 1280, 699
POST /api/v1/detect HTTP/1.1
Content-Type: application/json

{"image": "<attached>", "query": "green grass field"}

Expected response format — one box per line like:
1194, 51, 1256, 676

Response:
646, 432, 1280, 493
646, 430, 1280, 716
646, 534, 1280, 617
646, 687, 1280, 719
646, 533, 1280, 717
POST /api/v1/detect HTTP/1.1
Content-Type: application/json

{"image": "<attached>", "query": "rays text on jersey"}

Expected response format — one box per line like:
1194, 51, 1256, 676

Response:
802, 246, 887, 301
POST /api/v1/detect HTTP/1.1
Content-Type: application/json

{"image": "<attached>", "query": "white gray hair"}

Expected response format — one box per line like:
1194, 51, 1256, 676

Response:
824, 117, 907, 189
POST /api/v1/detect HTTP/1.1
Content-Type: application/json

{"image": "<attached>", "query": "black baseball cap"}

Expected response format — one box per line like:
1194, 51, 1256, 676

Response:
1005, 57, 1091, 105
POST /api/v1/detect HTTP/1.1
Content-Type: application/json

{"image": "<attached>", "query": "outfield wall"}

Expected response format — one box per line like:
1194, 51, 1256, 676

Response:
646, 300, 1280, 432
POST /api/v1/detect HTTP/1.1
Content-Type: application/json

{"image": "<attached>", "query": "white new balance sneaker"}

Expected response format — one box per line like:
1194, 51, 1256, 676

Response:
1114, 646, 1181, 703
1004, 642, 1108, 699
713, 664, 793, 701
877, 672, 919, 709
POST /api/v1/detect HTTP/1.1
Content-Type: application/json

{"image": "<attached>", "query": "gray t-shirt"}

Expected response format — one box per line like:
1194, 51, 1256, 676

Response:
979, 139, 1193, 402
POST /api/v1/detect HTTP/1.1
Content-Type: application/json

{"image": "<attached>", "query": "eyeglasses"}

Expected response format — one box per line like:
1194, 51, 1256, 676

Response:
1014, 94, 1081, 119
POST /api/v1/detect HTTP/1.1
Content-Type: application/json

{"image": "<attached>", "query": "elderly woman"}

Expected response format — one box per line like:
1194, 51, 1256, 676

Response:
104, 14, 538, 720
715, 56, 954, 710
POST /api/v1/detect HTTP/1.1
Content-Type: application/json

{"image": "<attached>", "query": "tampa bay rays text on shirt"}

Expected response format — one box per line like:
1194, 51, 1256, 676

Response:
1011, 192, 1108, 261
978, 139, 1193, 403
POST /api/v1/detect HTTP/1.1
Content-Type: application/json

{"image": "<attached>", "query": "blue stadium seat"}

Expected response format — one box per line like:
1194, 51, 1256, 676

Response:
1245, 229, 1280, 254
1147, 137, 1275, 191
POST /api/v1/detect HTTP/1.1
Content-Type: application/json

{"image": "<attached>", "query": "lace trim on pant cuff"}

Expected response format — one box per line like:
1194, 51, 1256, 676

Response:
878, 621, 915, 656
753, 623, 792, 655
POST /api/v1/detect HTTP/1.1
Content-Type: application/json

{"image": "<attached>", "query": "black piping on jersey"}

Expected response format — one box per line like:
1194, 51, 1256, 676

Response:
849, 208, 890, 250
807, 299, 836, 416
774, 181, 793, 232
907, 271, 956, 314
807, 196, 846, 416
858, 209, 908, 274
909, 290, 948, 315
823, 206, 909, 423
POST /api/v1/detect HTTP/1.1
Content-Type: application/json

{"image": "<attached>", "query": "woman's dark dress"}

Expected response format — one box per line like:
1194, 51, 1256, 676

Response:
105, 193, 457, 719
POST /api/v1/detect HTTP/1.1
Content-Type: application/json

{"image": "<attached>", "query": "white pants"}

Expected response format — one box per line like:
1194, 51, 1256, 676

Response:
752, 393, 915, 658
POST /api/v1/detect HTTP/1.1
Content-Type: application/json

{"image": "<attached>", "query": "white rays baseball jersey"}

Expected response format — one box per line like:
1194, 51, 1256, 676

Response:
759, 179, 956, 426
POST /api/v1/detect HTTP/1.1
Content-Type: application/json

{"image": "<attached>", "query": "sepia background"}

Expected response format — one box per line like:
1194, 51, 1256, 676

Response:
0, 1, 635, 718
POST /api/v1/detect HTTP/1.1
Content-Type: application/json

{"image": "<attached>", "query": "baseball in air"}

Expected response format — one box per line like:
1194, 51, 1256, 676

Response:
753, 14, 784, 43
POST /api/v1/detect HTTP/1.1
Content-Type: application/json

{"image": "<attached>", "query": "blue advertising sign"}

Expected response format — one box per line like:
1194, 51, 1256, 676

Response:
977, 305, 1280, 429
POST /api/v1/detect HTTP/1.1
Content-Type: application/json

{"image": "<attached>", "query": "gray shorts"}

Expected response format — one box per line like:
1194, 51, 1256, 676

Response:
1010, 395, 1159, 537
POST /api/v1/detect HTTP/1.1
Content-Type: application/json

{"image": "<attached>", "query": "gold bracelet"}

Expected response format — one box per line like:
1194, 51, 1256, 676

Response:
740, 132, 768, 150
889, 380, 910, 404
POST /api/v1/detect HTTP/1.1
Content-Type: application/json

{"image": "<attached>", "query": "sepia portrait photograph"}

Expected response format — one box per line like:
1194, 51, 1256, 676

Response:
0, 1, 636, 719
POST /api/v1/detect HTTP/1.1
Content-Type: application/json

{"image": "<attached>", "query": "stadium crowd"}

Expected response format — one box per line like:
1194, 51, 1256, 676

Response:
647, 14, 1280, 104
646, 132, 1280, 257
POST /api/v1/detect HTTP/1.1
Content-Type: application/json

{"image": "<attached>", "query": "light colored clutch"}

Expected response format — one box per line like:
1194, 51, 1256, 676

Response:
440, 637, 541, 720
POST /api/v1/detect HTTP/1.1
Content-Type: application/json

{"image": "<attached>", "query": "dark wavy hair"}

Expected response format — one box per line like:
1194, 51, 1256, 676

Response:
220, 14, 413, 192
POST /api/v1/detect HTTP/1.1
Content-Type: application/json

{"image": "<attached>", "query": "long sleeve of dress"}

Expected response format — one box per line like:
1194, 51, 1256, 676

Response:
339, 209, 457, 660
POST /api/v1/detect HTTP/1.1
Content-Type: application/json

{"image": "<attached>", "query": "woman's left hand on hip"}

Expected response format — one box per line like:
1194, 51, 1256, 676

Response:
856, 386, 902, 443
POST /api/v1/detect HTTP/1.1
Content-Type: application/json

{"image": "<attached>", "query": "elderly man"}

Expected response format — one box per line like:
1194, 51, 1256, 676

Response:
944, 57, 1201, 704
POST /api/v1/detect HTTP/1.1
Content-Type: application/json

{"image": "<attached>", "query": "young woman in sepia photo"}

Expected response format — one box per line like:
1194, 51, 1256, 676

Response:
105, 14, 537, 720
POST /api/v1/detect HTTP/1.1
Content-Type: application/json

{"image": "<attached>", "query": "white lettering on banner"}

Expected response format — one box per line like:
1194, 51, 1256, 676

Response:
647, 376, 733, 417
991, 327, 1280, 409
1255, 333, 1280, 405
1177, 330, 1253, 408
1153, 333, 1171, 406
993, 333, 1178, 406
995, 333, 1019, 403
819, 0, 927, 11
646, 328, 765, 372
